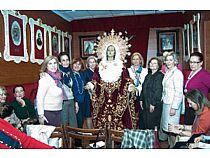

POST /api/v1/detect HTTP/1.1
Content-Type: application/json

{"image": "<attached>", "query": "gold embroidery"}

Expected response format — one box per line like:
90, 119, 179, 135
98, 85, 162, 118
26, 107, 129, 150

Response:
92, 78, 137, 130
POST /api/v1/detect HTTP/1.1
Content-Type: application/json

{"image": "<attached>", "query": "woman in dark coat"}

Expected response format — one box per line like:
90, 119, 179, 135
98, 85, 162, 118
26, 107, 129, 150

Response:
83, 56, 98, 128
140, 57, 164, 129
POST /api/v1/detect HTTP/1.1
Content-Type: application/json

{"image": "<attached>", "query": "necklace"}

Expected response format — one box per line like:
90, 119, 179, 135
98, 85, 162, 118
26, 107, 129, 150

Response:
73, 72, 84, 94
184, 67, 202, 93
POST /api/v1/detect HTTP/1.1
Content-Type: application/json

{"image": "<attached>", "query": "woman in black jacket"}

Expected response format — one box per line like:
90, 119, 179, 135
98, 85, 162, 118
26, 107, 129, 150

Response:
140, 57, 164, 129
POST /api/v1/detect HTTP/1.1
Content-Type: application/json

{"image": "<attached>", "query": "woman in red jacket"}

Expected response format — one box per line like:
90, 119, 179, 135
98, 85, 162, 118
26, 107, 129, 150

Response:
168, 89, 210, 148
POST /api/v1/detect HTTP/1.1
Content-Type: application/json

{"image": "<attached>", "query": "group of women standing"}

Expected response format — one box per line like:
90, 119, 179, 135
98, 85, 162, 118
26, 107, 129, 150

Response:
36, 53, 97, 129
132, 51, 210, 148
35, 49, 210, 149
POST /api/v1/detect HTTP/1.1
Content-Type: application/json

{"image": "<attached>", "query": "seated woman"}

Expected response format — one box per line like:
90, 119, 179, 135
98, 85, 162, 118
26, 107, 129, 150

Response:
0, 86, 22, 131
168, 89, 210, 148
10, 85, 37, 126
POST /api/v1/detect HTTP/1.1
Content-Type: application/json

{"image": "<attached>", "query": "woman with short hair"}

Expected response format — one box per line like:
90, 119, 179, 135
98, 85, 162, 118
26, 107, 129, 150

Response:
159, 52, 184, 148
140, 57, 164, 129
184, 52, 210, 125
57, 52, 78, 127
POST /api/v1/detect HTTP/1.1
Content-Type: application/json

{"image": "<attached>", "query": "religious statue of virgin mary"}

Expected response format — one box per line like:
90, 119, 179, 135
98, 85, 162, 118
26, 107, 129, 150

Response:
86, 29, 137, 130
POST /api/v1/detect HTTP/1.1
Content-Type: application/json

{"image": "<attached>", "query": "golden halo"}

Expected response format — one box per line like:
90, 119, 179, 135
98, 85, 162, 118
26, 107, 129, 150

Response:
93, 29, 131, 62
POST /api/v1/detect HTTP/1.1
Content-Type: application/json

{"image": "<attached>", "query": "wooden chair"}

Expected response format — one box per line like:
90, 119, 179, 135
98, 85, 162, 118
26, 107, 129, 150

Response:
65, 126, 105, 149
49, 125, 68, 148
103, 123, 124, 149
110, 129, 124, 148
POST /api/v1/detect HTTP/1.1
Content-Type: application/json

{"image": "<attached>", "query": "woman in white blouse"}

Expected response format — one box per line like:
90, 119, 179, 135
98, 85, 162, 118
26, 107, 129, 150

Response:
159, 52, 184, 148
36, 56, 63, 127
128, 52, 148, 129
128, 52, 148, 96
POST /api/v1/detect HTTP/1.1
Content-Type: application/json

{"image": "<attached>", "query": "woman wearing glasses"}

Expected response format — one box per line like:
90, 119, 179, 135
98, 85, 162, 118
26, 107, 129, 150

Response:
184, 52, 210, 125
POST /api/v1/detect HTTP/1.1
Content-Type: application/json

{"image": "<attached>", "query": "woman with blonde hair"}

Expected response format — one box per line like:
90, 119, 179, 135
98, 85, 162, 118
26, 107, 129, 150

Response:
128, 52, 148, 96
161, 51, 182, 74
36, 55, 63, 126
83, 56, 98, 128
159, 52, 184, 148
128, 52, 148, 129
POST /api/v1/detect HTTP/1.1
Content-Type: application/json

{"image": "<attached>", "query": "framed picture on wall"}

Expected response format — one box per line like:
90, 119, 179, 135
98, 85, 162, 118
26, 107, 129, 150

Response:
157, 30, 179, 56
80, 35, 98, 58
1, 10, 28, 63
190, 13, 201, 53
183, 24, 190, 61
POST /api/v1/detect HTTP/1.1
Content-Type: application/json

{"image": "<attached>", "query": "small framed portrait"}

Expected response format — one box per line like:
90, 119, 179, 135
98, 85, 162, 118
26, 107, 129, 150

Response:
80, 35, 98, 58
64, 37, 69, 53
51, 32, 59, 56
190, 13, 201, 53
11, 20, 21, 46
183, 24, 190, 61
157, 30, 179, 56
35, 29, 43, 50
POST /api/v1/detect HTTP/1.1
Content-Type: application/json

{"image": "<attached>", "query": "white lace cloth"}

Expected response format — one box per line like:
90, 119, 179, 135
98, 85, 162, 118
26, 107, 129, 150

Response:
26, 125, 61, 148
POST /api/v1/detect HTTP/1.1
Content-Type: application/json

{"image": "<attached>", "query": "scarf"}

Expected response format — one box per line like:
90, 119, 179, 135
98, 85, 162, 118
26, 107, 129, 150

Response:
131, 65, 142, 87
59, 65, 72, 87
47, 70, 67, 100
47, 70, 62, 86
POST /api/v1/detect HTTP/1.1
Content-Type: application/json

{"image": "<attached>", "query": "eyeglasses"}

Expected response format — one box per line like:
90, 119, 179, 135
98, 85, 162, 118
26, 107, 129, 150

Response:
189, 61, 200, 64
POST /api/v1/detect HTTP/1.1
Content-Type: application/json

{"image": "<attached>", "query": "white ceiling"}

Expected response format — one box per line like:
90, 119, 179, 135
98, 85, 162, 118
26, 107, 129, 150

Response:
52, 10, 183, 22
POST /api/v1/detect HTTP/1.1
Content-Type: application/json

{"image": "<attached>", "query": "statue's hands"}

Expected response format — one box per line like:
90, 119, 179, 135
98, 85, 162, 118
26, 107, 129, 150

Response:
128, 84, 136, 93
84, 82, 94, 91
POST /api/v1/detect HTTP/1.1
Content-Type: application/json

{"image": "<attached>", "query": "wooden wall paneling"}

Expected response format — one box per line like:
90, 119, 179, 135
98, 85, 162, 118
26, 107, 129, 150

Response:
0, 10, 70, 86
203, 21, 210, 71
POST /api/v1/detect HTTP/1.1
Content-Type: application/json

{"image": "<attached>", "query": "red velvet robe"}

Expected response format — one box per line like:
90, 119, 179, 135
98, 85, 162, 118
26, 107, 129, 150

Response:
0, 118, 52, 149
91, 66, 137, 130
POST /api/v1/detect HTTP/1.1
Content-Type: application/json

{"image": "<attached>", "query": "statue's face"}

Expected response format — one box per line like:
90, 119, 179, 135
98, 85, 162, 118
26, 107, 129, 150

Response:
106, 45, 116, 60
